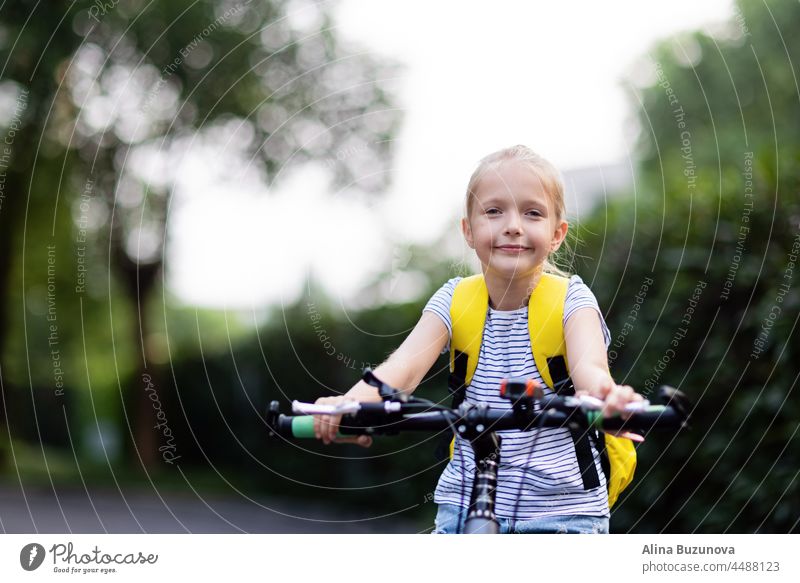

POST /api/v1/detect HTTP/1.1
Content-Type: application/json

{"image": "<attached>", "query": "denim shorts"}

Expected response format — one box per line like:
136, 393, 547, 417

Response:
431, 503, 609, 534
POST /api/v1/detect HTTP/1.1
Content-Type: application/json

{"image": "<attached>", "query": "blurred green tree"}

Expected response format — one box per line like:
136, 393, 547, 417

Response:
158, 236, 465, 523
0, 0, 401, 468
579, 0, 799, 532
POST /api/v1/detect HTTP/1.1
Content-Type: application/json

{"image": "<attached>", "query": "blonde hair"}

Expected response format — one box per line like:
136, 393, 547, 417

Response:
465, 145, 571, 277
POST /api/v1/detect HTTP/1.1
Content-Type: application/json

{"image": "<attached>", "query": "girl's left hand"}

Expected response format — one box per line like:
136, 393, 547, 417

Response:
594, 378, 644, 419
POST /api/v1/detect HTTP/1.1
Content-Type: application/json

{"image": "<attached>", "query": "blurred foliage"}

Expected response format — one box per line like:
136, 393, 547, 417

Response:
578, 0, 799, 533
0, 0, 401, 468
144, 238, 468, 520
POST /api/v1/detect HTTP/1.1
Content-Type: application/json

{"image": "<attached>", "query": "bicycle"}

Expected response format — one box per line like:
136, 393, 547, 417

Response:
266, 370, 691, 534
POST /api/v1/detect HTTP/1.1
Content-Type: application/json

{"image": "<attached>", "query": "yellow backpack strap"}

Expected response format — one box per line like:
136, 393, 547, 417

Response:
529, 273, 636, 507
447, 275, 488, 460
529, 273, 602, 490
528, 273, 569, 390
449, 274, 489, 402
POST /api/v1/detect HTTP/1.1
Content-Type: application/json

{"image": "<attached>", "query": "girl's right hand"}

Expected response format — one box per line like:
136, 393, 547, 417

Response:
312, 395, 373, 448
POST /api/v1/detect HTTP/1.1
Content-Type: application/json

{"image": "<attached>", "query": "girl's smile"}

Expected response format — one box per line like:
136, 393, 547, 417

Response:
495, 245, 530, 253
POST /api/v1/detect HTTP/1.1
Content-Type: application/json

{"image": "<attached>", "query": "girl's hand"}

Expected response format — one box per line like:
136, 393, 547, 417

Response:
592, 378, 644, 419
312, 395, 373, 448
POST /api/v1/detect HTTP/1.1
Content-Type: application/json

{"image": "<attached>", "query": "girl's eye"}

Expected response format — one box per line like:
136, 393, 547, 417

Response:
526, 209, 543, 217
486, 208, 501, 215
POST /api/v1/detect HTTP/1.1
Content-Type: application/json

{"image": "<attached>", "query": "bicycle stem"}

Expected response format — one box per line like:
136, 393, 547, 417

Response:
462, 430, 502, 534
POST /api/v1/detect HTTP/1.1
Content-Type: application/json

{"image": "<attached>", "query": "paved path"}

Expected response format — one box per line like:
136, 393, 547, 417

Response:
0, 483, 429, 534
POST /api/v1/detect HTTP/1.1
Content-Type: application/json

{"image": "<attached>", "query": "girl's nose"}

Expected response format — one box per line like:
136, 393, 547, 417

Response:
504, 213, 522, 235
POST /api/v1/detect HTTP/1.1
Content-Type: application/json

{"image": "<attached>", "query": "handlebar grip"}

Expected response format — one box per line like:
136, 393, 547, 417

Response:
275, 414, 349, 439
287, 415, 316, 438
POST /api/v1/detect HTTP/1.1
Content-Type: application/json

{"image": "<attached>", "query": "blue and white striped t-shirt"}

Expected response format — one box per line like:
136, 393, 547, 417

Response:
423, 275, 613, 519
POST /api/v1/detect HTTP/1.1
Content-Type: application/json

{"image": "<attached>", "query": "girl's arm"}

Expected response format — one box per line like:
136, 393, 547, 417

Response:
564, 307, 642, 415
342, 311, 450, 400
315, 311, 450, 445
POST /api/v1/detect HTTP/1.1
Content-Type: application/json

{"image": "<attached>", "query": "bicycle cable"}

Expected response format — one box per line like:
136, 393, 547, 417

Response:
509, 400, 548, 526
449, 412, 468, 535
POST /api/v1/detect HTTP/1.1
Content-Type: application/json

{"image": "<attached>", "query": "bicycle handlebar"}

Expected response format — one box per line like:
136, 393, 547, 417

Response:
265, 372, 691, 535
266, 385, 690, 441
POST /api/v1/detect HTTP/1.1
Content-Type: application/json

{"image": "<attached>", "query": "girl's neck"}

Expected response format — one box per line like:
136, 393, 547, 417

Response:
484, 269, 543, 311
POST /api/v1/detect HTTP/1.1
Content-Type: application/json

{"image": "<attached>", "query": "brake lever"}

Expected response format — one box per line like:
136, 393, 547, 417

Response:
291, 400, 361, 415
575, 395, 651, 412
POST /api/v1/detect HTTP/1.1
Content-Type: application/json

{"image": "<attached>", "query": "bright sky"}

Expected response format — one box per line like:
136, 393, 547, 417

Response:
167, 0, 735, 309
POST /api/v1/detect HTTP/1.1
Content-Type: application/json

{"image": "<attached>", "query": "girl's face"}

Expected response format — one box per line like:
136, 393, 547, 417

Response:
461, 160, 568, 281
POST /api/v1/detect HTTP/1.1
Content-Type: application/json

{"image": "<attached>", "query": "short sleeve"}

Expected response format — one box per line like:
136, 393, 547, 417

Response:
422, 277, 461, 353
563, 275, 612, 348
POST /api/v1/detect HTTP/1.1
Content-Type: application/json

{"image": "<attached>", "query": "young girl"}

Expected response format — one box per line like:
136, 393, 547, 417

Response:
313, 145, 642, 534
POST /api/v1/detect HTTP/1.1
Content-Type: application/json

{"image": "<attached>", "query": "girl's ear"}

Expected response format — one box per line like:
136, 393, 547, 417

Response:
461, 217, 475, 249
550, 220, 568, 252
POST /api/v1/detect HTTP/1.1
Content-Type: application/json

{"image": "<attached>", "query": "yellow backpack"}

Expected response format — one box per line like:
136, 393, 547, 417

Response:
447, 273, 636, 508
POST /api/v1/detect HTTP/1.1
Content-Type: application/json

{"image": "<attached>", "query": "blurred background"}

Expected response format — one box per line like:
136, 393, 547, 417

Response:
0, 0, 797, 533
